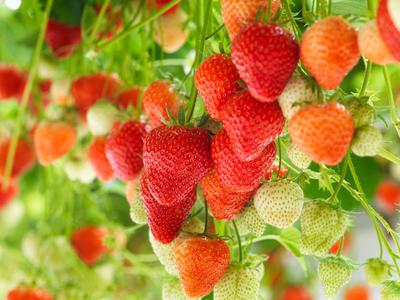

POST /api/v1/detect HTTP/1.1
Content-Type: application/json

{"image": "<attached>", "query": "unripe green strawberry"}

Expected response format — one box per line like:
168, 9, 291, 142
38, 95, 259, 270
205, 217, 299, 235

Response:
381, 280, 400, 300
162, 279, 199, 300
214, 263, 264, 300
351, 126, 383, 157
287, 141, 311, 169
87, 101, 118, 136
254, 180, 304, 229
364, 258, 391, 287
318, 255, 354, 299
345, 99, 374, 128
235, 204, 266, 237
126, 179, 147, 224
300, 201, 350, 256
278, 76, 319, 119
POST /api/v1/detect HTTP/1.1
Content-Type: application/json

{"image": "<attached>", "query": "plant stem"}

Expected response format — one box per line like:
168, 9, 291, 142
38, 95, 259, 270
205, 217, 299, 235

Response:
378, 148, 400, 165
383, 66, 400, 138
277, 137, 282, 179
359, 61, 372, 97
203, 200, 209, 235
232, 220, 243, 263
328, 152, 349, 205
2, 0, 54, 188
337, 236, 344, 256
89, 0, 111, 43
281, 0, 301, 41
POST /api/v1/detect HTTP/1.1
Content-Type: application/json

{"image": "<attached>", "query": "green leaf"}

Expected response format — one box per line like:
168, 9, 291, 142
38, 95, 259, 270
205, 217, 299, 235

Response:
279, 227, 307, 271
331, 0, 368, 17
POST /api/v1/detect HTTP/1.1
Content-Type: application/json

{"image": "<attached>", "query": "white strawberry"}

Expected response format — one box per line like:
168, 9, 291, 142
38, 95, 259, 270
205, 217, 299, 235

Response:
287, 141, 311, 169
351, 126, 383, 157
64, 155, 96, 183
388, 0, 400, 31
235, 204, 266, 237
126, 180, 147, 225
364, 258, 391, 287
162, 278, 199, 300
87, 101, 118, 136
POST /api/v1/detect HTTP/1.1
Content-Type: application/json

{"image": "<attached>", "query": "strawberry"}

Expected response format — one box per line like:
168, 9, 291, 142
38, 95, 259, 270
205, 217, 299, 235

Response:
141, 174, 196, 244
0, 65, 26, 100
64, 155, 96, 184
221, 91, 285, 161
235, 204, 266, 237
105, 121, 146, 182
126, 179, 147, 225
154, 10, 189, 53
117, 87, 141, 109
173, 236, 230, 298
212, 130, 276, 192
358, 21, 395, 65
143, 81, 182, 127
232, 23, 299, 103
7, 287, 53, 300
147, 0, 180, 15
87, 137, 115, 182
278, 76, 319, 119
71, 225, 108, 265
221, 0, 281, 40
351, 126, 383, 157
381, 280, 400, 300
201, 169, 254, 220
364, 258, 391, 287
280, 286, 313, 300
300, 201, 349, 256
0, 139, 35, 178
265, 164, 287, 181
254, 180, 304, 229
318, 256, 354, 299
162, 279, 197, 300
289, 102, 354, 166
344, 285, 370, 300
45, 19, 81, 58
344, 99, 375, 129
377, 0, 400, 61
286, 141, 311, 170
195, 54, 241, 120
214, 263, 264, 300
300, 16, 360, 90
143, 126, 212, 206
0, 180, 18, 209
71, 73, 121, 116
34, 121, 77, 166
376, 181, 400, 213
87, 101, 118, 136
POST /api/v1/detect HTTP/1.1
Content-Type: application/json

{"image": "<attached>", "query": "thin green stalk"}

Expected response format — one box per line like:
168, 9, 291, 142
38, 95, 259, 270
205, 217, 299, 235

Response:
383, 66, 400, 138
337, 236, 344, 256
371, 217, 384, 259
378, 148, 400, 165
359, 61, 372, 97
232, 220, 243, 263
281, 0, 301, 41
203, 200, 209, 235
89, 0, 111, 43
206, 23, 225, 40
328, 152, 349, 205
277, 138, 282, 179
3, 0, 54, 188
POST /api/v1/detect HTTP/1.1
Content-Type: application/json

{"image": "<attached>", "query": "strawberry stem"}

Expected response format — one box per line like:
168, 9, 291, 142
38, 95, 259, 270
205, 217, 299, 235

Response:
359, 60, 372, 97
382, 66, 400, 139
232, 220, 243, 263
281, 0, 301, 42
203, 200, 209, 235
89, 0, 111, 44
277, 137, 283, 179
336, 236, 344, 256
328, 152, 349, 205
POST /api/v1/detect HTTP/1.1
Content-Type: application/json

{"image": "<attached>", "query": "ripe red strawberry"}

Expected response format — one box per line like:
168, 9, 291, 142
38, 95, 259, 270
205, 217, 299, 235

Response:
300, 16, 360, 90
105, 121, 147, 182
201, 169, 254, 220
289, 102, 354, 166
71, 225, 108, 265
87, 137, 115, 181
231, 23, 299, 103
34, 121, 77, 166
45, 19, 81, 58
71, 73, 121, 116
280, 286, 313, 300
117, 87, 141, 109
143, 126, 212, 206
221, 91, 285, 161
173, 236, 230, 298
344, 285, 370, 300
212, 130, 276, 192
7, 287, 53, 300
0, 180, 18, 209
377, 0, 400, 61
0, 65, 26, 100
147, 0, 179, 15
221, 0, 281, 40
140, 174, 196, 244
195, 54, 241, 120
142, 81, 182, 127
0, 139, 35, 178
376, 180, 400, 213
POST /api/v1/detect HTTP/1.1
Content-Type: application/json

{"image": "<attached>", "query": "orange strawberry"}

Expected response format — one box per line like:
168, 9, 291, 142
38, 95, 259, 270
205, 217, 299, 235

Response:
221, 0, 281, 40
7, 287, 53, 300
87, 137, 115, 181
34, 121, 77, 166
377, 0, 400, 61
0, 180, 18, 209
173, 236, 230, 298
300, 16, 360, 90
0, 139, 35, 178
289, 102, 354, 166
280, 286, 313, 300
344, 285, 370, 300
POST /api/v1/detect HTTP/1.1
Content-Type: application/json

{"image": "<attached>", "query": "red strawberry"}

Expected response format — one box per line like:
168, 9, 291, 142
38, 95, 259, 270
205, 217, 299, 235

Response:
105, 121, 147, 182
34, 121, 77, 166
221, 0, 281, 40
265, 164, 287, 181
212, 130, 276, 192
377, 0, 400, 61
195, 54, 241, 120
87, 137, 115, 181
221, 91, 285, 161
143, 126, 212, 206
376, 180, 400, 213
71, 225, 108, 265
71, 73, 121, 116
0, 65, 26, 100
147, 0, 179, 15
300, 16, 360, 90
142, 81, 182, 127
45, 19, 81, 58
173, 236, 230, 298
140, 174, 196, 244
344, 285, 370, 300
0, 180, 18, 209
201, 169, 254, 220
0, 139, 35, 178
289, 102, 354, 166
117, 87, 141, 109
7, 287, 53, 300
280, 286, 313, 300
231, 23, 299, 103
